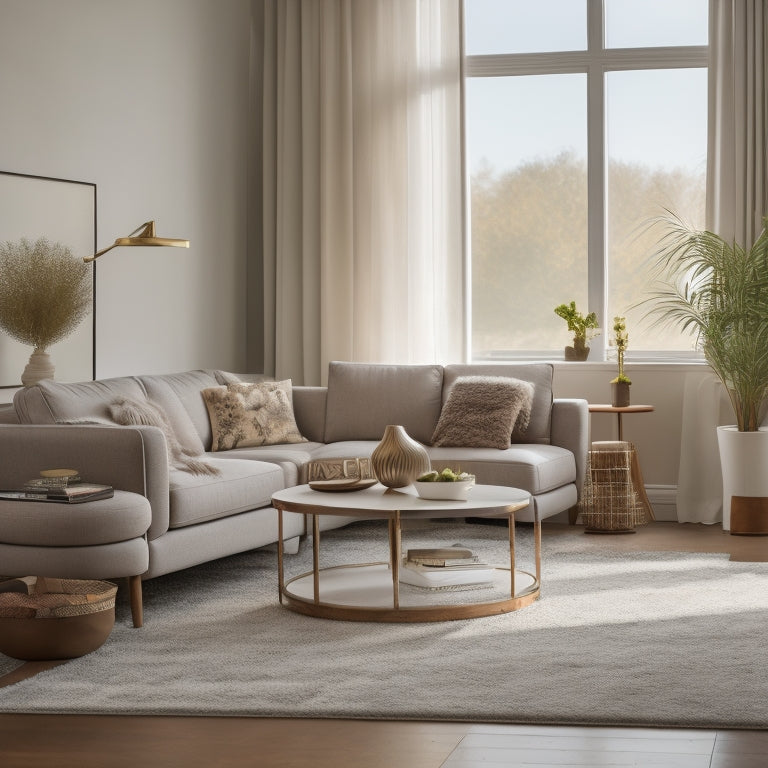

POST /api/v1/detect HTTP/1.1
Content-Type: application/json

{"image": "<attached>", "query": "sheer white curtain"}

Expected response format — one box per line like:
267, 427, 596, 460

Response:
252, 0, 464, 386
677, 0, 768, 522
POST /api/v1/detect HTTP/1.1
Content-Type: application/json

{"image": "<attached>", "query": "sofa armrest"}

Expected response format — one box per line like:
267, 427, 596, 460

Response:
550, 398, 589, 498
0, 424, 171, 539
292, 386, 327, 443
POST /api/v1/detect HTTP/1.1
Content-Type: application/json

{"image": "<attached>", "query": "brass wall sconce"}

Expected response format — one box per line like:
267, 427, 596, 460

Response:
83, 221, 189, 262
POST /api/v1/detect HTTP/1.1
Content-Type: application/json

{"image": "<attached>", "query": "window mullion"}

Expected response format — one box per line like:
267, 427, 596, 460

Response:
587, 0, 606, 359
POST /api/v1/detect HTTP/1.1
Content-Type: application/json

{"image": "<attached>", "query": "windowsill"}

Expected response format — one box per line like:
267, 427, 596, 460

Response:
550, 359, 709, 373
471, 356, 709, 372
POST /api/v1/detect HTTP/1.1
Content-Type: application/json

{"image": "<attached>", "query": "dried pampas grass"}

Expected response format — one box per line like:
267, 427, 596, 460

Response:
0, 237, 92, 350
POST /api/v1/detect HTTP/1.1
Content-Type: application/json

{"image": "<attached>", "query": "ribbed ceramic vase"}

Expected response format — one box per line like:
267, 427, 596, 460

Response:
20, 347, 55, 387
371, 425, 431, 488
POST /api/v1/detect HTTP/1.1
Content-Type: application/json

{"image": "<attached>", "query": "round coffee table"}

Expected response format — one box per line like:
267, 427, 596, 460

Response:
271, 483, 535, 622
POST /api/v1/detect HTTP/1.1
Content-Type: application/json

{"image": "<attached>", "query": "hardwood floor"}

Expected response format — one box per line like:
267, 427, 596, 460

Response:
1, 522, 767, 768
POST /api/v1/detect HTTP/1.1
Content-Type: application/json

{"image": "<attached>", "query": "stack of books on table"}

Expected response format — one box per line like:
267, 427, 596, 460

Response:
399, 546, 495, 589
0, 469, 114, 504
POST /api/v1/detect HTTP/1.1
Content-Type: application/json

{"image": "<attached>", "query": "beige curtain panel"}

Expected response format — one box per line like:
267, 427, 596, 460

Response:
252, 0, 464, 386
706, 0, 768, 245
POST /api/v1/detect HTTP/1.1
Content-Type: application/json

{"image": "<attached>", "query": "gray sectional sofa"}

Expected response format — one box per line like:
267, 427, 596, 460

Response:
1, 361, 588, 623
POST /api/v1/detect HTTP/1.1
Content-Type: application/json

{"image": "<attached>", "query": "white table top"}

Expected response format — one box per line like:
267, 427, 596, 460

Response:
271, 483, 531, 519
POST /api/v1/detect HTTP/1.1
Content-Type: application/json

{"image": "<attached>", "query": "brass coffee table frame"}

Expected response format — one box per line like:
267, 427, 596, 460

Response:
271, 484, 537, 622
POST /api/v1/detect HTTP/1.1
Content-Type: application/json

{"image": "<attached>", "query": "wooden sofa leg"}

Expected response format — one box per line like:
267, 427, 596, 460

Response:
128, 575, 143, 628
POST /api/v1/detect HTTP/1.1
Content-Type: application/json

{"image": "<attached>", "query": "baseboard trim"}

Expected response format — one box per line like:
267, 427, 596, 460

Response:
567, 485, 678, 526
646, 485, 677, 521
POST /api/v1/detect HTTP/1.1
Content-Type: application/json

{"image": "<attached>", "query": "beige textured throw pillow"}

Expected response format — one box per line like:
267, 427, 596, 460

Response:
430, 376, 535, 449
201, 379, 307, 451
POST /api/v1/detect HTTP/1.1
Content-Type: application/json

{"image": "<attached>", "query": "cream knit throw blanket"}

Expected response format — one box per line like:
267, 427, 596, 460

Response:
109, 397, 220, 476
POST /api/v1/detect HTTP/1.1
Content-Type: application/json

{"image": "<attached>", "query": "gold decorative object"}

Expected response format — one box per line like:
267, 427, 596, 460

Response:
370, 425, 431, 488
83, 220, 189, 262
305, 458, 373, 483
0, 237, 92, 386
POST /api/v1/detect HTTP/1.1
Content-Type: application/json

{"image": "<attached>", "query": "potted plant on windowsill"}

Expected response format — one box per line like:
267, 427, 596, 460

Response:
554, 301, 600, 361
644, 212, 768, 534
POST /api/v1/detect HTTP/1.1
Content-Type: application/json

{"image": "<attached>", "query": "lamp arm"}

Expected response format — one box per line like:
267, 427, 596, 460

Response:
83, 243, 118, 263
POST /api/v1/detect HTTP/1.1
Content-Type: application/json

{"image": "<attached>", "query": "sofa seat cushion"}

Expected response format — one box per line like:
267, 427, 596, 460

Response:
168, 459, 285, 529
425, 445, 576, 496
205, 443, 323, 486
324, 362, 443, 445
0, 491, 152, 547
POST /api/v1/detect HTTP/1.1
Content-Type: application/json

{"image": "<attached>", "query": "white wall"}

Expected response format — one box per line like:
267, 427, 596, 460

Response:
0, 0, 251, 377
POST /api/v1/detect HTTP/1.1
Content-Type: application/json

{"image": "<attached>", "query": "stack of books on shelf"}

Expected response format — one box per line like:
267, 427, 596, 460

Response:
0, 469, 114, 504
399, 546, 495, 589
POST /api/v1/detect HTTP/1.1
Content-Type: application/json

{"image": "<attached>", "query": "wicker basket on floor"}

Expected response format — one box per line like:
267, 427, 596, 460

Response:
579, 441, 646, 533
0, 576, 117, 660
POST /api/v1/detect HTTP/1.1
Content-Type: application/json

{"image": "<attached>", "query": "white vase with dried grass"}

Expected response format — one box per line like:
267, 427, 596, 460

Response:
0, 237, 92, 386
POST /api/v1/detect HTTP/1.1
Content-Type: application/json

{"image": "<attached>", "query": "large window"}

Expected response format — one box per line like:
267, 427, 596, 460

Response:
464, 0, 708, 359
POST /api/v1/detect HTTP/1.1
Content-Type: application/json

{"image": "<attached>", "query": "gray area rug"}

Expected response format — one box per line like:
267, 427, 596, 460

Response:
1, 520, 767, 728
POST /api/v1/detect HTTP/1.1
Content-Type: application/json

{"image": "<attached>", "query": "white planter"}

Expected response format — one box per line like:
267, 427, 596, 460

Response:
717, 425, 768, 532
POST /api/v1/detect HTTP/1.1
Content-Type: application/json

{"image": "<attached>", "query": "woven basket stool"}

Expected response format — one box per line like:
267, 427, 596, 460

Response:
0, 576, 117, 660
578, 440, 647, 533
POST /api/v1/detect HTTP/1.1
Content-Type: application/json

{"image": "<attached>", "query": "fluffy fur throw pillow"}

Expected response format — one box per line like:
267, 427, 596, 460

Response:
109, 397, 221, 476
430, 376, 535, 449
201, 379, 307, 452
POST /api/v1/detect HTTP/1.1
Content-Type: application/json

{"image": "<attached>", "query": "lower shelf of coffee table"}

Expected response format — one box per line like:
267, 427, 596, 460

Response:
281, 562, 539, 622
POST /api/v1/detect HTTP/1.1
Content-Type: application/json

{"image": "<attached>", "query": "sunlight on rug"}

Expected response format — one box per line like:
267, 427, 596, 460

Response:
1, 520, 766, 728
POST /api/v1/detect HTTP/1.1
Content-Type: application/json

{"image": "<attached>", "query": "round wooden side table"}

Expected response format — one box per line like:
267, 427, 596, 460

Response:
587, 404, 654, 441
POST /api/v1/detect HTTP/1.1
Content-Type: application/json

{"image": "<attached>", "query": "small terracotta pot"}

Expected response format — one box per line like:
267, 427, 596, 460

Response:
564, 345, 590, 361
611, 381, 631, 408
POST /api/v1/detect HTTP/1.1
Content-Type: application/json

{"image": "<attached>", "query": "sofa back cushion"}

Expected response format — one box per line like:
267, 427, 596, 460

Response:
442, 363, 553, 444
14, 376, 148, 424
139, 370, 218, 454
324, 362, 443, 445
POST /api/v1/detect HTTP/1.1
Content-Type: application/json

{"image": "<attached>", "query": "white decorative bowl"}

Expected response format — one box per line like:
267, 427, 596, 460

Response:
413, 478, 475, 501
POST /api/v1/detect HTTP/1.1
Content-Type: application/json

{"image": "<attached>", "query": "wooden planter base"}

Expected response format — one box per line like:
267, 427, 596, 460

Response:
730, 496, 768, 535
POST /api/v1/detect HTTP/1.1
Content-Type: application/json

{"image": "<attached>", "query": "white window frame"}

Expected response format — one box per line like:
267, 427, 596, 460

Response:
463, 0, 708, 362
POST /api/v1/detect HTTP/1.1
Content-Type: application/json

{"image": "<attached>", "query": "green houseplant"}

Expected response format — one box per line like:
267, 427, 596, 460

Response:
554, 301, 600, 361
644, 214, 768, 432
644, 213, 768, 533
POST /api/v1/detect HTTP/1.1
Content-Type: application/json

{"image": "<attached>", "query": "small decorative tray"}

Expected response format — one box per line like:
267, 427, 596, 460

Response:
308, 478, 378, 493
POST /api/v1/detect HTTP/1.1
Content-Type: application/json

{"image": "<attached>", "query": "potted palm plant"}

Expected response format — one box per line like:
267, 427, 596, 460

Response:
644, 212, 768, 533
